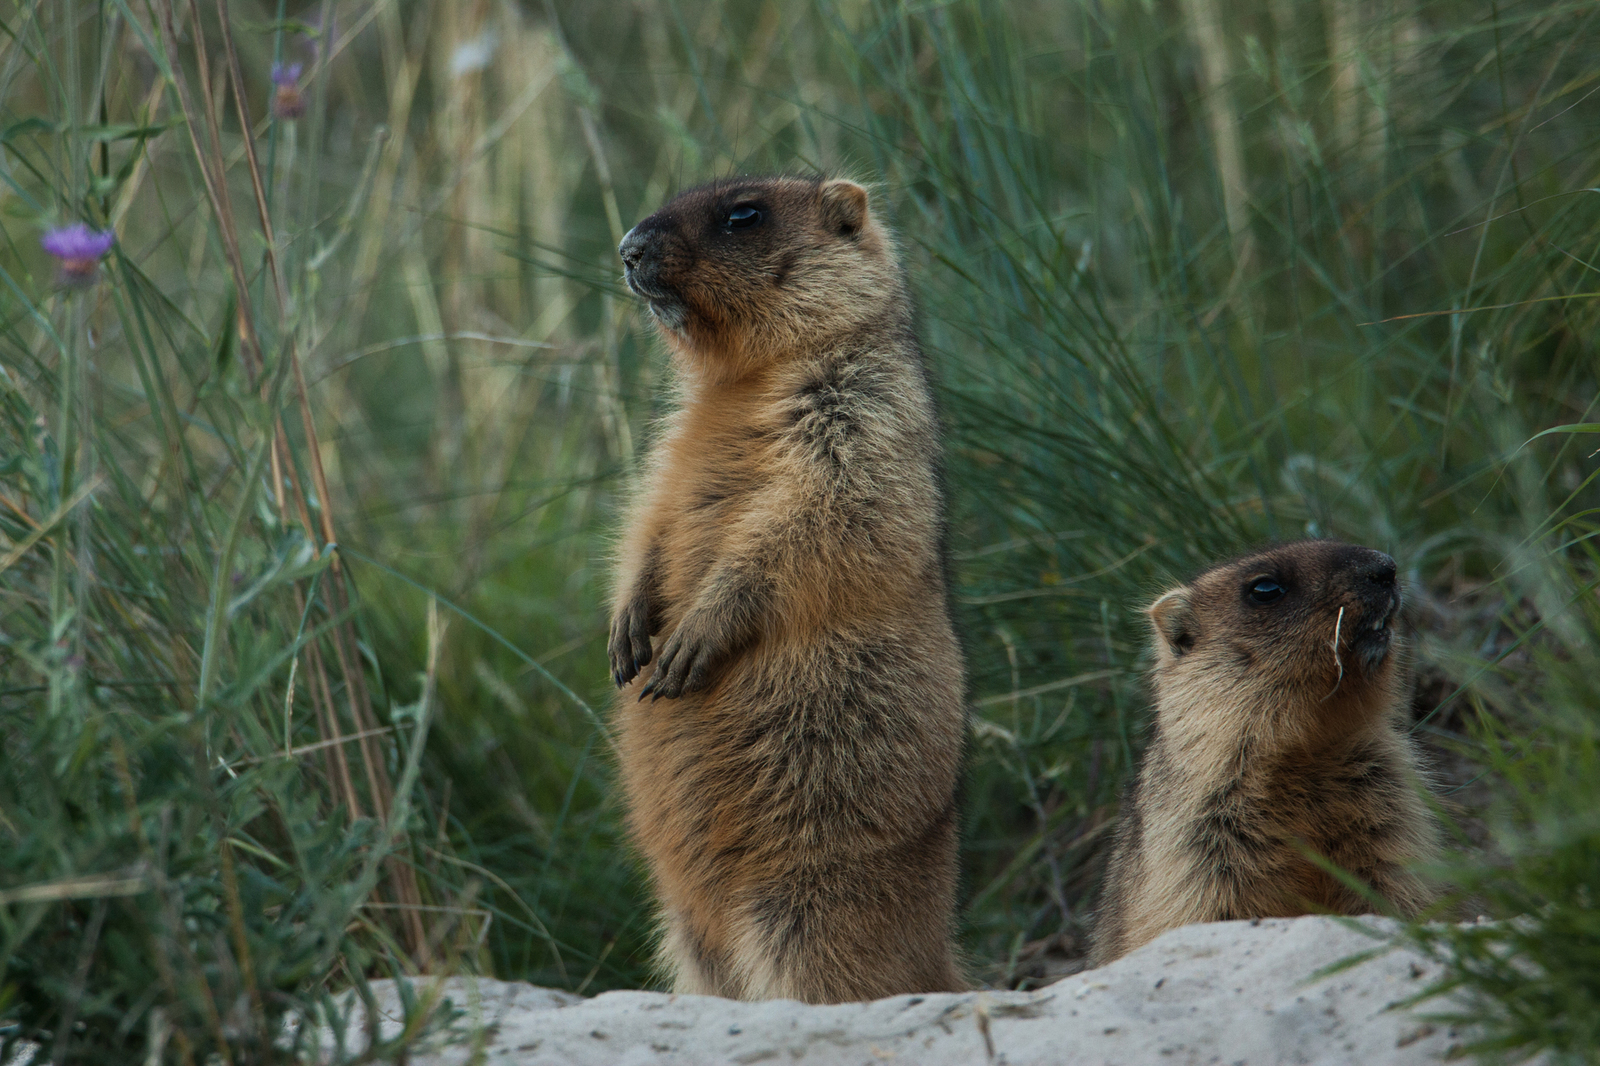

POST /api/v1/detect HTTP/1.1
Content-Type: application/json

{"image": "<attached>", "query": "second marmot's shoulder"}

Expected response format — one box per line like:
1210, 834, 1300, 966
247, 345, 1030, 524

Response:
619, 175, 914, 382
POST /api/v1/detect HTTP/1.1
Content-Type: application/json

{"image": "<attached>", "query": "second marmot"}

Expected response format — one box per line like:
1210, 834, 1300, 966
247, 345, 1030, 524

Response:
1090, 539, 1438, 966
609, 176, 966, 1002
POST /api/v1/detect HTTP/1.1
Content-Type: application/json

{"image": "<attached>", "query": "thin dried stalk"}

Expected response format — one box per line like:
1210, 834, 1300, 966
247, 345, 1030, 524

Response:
151, 0, 261, 382
148, 0, 428, 957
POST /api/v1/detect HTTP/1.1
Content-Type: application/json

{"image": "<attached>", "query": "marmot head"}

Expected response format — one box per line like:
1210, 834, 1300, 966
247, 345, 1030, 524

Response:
1147, 540, 1403, 726
618, 176, 902, 383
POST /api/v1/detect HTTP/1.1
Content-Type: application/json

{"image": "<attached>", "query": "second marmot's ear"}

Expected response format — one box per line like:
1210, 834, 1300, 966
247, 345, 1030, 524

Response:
1147, 588, 1197, 656
820, 179, 869, 237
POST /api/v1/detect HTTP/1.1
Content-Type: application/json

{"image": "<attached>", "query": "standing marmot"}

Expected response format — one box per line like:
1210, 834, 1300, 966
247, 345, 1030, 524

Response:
608, 176, 966, 1003
1088, 540, 1438, 966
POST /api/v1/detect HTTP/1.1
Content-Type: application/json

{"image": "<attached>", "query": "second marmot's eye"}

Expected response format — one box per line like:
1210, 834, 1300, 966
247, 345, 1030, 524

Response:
727, 206, 762, 229
1248, 579, 1285, 604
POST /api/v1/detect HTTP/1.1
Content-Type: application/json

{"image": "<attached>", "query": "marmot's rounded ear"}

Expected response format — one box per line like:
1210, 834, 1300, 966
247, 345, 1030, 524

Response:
1147, 588, 1197, 656
820, 179, 869, 237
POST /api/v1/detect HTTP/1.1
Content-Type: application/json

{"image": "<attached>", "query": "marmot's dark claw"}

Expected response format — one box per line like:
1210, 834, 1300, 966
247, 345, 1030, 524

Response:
638, 677, 676, 701
609, 596, 655, 687
641, 644, 673, 700
609, 643, 635, 688
640, 627, 710, 702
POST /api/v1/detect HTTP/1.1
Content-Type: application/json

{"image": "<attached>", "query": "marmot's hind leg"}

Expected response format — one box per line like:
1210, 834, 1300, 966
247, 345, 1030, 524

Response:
730, 888, 965, 1004
659, 912, 739, 998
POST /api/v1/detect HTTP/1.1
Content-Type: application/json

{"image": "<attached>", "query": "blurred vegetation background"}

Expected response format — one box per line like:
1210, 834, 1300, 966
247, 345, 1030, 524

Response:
2, 0, 1597, 1060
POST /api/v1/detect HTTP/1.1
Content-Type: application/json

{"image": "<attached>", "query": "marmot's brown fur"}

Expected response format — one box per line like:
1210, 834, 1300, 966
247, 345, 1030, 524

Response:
608, 176, 966, 1003
1088, 540, 1438, 966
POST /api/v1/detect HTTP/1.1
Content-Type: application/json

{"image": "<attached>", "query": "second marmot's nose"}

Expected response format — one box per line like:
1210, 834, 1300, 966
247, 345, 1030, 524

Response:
1360, 552, 1397, 590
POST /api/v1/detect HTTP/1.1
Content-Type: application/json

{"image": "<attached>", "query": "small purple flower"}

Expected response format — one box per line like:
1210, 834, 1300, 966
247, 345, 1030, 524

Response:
272, 62, 306, 119
40, 223, 115, 285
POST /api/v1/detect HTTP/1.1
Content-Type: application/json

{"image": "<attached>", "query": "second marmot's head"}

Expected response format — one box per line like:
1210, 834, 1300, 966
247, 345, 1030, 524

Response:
1146, 539, 1404, 728
618, 176, 903, 381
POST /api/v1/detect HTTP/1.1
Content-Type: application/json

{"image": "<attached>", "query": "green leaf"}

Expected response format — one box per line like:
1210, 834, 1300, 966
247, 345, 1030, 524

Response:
1517, 423, 1600, 454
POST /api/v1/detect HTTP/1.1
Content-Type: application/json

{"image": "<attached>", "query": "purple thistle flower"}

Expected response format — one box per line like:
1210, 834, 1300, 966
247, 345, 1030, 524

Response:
271, 62, 307, 119
40, 223, 115, 285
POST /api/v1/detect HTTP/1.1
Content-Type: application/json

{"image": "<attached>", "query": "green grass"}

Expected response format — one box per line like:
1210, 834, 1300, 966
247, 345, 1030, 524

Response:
1, 0, 1597, 1061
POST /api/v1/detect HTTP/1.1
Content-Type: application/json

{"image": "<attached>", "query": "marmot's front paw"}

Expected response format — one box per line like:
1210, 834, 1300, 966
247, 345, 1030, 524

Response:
608, 596, 655, 687
638, 619, 720, 701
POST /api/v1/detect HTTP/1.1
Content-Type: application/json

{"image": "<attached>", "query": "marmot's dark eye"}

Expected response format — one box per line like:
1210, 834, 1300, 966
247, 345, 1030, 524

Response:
727, 205, 762, 229
1248, 578, 1285, 604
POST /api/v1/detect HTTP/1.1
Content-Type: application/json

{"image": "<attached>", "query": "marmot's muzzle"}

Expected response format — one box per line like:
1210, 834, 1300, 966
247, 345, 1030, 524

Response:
1345, 548, 1400, 667
619, 223, 689, 330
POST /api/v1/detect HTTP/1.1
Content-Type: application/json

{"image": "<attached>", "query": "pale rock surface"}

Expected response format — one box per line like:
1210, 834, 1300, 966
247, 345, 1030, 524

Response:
322, 915, 1472, 1065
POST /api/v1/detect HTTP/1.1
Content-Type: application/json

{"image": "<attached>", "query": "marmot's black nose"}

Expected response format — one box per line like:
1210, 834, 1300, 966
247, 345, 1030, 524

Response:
1361, 552, 1397, 589
1352, 550, 1399, 618
619, 227, 647, 270
619, 216, 672, 273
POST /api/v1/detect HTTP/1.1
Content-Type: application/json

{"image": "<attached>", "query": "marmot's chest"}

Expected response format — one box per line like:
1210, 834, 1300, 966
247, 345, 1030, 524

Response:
652, 415, 782, 608
1155, 737, 1392, 851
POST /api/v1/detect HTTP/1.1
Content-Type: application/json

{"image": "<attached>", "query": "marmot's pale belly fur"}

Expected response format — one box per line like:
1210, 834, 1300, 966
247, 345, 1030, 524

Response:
609, 176, 966, 1002
1089, 540, 1439, 967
